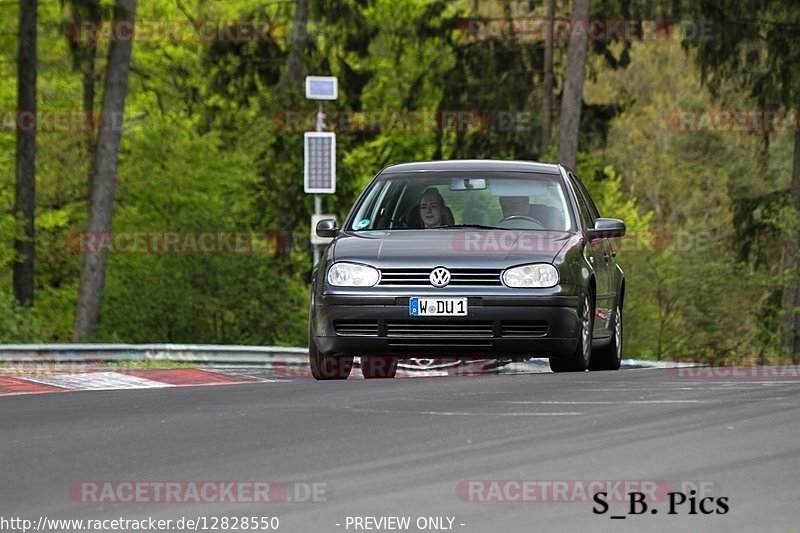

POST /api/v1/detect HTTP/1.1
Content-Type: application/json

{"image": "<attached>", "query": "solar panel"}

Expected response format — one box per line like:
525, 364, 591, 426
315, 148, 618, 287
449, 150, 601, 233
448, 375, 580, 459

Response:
304, 132, 336, 193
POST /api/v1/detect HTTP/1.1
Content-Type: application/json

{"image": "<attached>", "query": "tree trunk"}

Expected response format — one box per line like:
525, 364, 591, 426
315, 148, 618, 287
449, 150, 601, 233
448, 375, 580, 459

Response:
13, 0, 37, 307
557, 0, 590, 170
782, 120, 800, 360
284, 0, 309, 94
540, 0, 555, 154
80, 0, 101, 164
73, 0, 136, 342
67, 0, 101, 187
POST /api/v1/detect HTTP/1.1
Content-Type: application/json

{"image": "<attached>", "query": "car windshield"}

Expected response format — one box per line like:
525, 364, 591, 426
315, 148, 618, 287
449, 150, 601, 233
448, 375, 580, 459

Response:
348, 171, 573, 231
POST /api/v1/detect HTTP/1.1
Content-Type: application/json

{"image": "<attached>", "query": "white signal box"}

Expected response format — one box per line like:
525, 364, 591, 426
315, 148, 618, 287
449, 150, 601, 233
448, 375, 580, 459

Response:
305, 76, 338, 100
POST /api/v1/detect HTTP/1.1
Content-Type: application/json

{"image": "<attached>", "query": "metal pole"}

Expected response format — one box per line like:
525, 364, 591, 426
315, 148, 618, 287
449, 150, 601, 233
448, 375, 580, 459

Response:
313, 102, 324, 266
313, 195, 321, 266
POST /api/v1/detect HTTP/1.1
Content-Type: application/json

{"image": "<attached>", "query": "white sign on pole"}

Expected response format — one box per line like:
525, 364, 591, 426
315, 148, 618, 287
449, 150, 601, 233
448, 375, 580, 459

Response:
305, 76, 338, 100
304, 132, 336, 194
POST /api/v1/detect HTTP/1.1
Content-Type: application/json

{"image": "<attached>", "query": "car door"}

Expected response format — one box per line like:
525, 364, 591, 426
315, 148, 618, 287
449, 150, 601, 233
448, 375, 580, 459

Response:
566, 172, 613, 337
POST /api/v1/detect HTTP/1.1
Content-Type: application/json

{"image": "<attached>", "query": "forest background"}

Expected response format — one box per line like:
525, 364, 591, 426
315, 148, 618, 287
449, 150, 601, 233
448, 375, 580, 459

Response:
2, 0, 799, 364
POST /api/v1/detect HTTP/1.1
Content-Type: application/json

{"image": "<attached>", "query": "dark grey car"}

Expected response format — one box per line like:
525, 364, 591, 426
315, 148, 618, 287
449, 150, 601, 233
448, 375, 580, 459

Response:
309, 160, 626, 379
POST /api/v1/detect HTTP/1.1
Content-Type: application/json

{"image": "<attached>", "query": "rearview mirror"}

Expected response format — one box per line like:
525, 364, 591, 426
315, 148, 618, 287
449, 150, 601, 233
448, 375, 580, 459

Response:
587, 218, 626, 240
315, 218, 338, 238
450, 178, 487, 191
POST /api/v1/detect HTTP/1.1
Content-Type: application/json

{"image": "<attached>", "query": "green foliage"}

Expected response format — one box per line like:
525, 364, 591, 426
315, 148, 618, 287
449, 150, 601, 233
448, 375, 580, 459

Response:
582, 37, 796, 361
0, 186, 16, 271
0, 0, 793, 361
685, 0, 800, 108
0, 289, 42, 342
574, 154, 656, 360
682, 0, 800, 355
576, 154, 652, 234
97, 123, 308, 345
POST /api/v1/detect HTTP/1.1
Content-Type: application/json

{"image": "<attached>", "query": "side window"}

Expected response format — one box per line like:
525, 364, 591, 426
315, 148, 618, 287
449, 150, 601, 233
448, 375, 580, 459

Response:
572, 173, 601, 220
351, 180, 387, 230
566, 174, 594, 229
388, 184, 409, 228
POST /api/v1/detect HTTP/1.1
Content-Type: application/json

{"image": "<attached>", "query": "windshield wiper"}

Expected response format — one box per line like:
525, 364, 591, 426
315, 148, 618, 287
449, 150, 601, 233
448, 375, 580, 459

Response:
438, 224, 503, 230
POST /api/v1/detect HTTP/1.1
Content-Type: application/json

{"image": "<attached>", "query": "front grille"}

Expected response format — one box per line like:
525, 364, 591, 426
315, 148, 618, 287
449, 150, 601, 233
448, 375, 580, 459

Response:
386, 320, 494, 347
500, 321, 549, 337
379, 268, 502, 287
334, 320, 379, 336
385, 320, 494, 337
387, 338, 493, 347
335, 318, 549, 342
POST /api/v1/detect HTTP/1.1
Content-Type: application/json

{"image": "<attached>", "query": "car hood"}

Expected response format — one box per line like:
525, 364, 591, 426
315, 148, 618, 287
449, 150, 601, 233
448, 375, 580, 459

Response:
332, 229, 573, 268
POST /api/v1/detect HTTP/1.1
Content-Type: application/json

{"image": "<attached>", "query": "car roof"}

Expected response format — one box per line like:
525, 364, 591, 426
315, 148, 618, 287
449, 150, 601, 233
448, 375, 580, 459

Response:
380, 159, 562, 175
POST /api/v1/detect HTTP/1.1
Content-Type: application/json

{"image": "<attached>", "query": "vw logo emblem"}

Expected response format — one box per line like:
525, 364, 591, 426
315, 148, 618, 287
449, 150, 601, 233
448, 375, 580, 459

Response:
429, 267, 451, 288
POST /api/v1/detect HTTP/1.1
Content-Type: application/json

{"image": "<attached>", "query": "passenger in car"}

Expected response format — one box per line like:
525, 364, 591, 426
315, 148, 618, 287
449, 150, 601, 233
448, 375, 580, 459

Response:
499, 195, 563, 229
499, 195, 532, 219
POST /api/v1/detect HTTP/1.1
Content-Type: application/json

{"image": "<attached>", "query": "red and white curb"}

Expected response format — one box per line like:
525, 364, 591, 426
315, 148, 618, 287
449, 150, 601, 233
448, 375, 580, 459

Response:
0, 368, 293, 397
0, 360, 509, 397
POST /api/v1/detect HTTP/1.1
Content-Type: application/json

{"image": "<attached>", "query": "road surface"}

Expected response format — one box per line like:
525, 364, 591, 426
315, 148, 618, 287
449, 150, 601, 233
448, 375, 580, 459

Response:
1, 366, 797, 532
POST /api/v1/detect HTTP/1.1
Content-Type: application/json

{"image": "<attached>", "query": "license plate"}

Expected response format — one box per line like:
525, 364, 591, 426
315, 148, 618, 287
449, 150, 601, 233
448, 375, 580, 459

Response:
409, 297, 468, 316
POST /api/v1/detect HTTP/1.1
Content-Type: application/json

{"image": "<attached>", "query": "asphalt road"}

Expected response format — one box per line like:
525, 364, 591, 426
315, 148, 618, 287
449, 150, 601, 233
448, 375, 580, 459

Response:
2, 367, 798, 533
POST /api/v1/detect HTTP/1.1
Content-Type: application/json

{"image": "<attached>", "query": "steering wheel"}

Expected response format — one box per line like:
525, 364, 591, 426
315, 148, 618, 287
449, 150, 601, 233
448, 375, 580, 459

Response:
499, 215, 545, 229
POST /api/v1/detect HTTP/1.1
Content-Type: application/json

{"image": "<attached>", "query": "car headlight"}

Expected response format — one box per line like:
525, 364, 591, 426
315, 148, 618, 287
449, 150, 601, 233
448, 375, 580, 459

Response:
503, 264, 559, 288
327, 262, 380, 287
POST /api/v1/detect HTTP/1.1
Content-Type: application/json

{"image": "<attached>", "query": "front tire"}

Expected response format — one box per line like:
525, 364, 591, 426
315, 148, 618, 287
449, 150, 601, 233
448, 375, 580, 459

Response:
309, 325, 353, 380
361, 356, 398, 379
550, 293, 593, 373
589, 302, 622, 371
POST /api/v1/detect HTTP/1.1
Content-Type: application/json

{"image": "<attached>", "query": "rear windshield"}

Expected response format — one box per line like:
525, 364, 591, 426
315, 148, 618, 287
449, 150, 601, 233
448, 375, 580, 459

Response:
347, 171, 573, 231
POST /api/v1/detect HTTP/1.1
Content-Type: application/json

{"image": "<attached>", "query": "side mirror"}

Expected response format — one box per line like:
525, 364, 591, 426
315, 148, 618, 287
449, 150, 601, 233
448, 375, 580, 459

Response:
315, 218, 338, 238
587, 218, 626, 240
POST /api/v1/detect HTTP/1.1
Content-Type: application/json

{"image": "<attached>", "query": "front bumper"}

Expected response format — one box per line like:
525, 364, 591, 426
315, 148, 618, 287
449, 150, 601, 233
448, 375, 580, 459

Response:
311, 293, 581, 359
